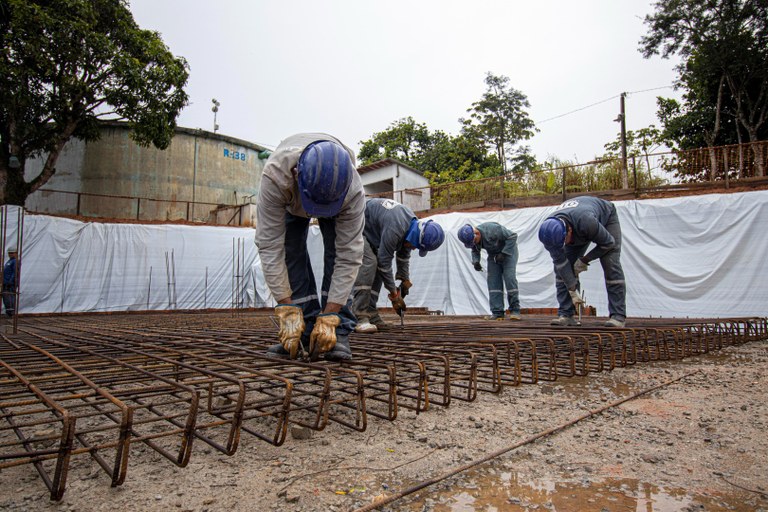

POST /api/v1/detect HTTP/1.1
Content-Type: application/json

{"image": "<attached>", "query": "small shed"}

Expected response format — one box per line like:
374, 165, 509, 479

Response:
357, 158, 431, 212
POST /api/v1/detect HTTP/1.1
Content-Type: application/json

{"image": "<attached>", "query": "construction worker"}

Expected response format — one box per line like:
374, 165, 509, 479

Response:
538, 196, 626, 327
255, 133, 364, 361
352, 198, 445, 333
2, 247, 17, 317
457, 222, 521, 320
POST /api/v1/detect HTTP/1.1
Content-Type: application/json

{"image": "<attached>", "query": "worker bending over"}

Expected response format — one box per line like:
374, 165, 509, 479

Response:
538, 196, 626, 327
255, 133, 364, 361
352, 198, 445, 333
458, 222, 521, 321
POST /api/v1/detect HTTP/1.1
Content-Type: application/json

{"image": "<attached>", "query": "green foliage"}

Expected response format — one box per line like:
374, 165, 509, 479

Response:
359, 118, 502, 186
461, 73, 538, 173
0, 0, 190, 204
640, 0, 768, 176
359, 73, 539, 188
358, 116, 431, 166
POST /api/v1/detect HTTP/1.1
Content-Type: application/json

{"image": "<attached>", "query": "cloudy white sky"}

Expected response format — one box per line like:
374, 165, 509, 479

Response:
128, 0, 682, 163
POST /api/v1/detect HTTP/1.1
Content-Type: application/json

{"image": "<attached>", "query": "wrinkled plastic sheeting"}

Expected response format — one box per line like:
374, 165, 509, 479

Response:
7, 191, 768, 317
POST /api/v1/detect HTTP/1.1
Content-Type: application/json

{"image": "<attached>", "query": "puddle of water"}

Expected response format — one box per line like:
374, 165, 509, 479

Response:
539, 375, 635, 401
403, 470, 759, 511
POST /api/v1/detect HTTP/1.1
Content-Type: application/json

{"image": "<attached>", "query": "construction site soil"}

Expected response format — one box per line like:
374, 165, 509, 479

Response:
1, 312, 766, 512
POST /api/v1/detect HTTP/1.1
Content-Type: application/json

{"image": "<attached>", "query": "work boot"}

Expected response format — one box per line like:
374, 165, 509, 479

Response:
266, 343, 291, 359
354, 321, 378, 334
550, 316, 581, 327
371, 315, 392, 331
324, 335, 353, 361
508, 311, 522, 321
484, 314, 504, 321
604, 316, 626, 328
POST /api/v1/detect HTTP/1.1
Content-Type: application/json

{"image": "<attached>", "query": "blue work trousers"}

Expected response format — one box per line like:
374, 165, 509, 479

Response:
486, 240, 520, 316
284, 213, 356, 344
2, 284, 15, 317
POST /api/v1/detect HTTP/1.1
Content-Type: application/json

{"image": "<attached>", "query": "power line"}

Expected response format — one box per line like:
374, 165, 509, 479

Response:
536, 95, 621, 124
535, 85, 675, 125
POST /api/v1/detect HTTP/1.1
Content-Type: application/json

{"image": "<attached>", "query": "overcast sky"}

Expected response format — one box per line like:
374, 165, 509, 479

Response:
128, 0, 682, 164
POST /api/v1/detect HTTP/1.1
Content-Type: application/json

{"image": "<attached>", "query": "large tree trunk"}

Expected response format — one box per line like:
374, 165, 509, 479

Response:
746, 130, 766, 177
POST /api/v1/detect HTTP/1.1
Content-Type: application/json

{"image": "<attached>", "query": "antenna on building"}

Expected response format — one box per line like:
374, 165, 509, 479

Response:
211, 98, 220, 134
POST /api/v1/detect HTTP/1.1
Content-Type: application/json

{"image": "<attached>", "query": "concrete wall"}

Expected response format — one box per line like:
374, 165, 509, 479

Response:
25, 123, 268, 223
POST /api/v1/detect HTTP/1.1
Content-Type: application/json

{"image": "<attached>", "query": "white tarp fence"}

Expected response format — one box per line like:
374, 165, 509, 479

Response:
2, 190, 767, 318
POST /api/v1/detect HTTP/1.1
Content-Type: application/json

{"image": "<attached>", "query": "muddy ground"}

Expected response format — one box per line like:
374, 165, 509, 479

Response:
0, 318, 766, 512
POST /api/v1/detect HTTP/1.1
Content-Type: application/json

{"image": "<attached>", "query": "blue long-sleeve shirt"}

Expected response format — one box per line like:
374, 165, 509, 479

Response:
3, 257, 16, 287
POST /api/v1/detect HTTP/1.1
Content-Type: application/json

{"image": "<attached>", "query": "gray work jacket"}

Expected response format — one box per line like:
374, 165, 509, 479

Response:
255, 133, 365, 305
546, 196, 618, 289
470, 222, 517, 265
363, 198, 415, 294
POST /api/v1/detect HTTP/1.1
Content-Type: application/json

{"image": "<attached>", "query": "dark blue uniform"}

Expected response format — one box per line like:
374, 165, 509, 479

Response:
2, 254, 17, 317
470, 222, 520, 317
544, 196, 626, 321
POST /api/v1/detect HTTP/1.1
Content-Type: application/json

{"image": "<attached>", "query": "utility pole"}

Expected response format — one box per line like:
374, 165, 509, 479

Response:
617, 93, 628, 189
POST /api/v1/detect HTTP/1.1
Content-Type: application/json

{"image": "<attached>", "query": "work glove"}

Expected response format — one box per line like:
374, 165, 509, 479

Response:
275, 304, 305, 359
568, 288, 586, 307
389, 290, 407, 315
573, 258, 589, 276
310, 313, 341, 358
494, 253, 506, 264
399, 279, 412, 298
473, 262, 483, 272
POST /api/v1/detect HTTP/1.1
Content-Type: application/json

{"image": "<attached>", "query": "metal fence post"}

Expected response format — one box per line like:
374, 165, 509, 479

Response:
632, 156, 638, 195
500, 175, 505, 208
562, 168, 567, 202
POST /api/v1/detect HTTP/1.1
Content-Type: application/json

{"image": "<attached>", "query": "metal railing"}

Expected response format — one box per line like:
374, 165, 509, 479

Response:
370, 140, 768, 211
25, 188, 242, 223
24, 141, 768, 220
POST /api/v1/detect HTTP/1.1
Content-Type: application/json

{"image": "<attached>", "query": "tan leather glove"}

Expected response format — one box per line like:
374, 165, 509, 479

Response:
388, 290, 406, 315
399, 279, 412, 298
568, 288, 585, 307
275, 304, 304, 359
310, 313, 341, 356
573, 258, 589, 276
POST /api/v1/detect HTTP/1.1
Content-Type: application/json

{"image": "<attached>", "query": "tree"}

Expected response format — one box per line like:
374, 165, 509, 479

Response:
421, 131, 501, 186
0, 0, 189, 205
358, 117, 431, 167
603, 125, 668, 183
461, 73, 537, 174
358, 118, 501, 185
640, 0, 768, 175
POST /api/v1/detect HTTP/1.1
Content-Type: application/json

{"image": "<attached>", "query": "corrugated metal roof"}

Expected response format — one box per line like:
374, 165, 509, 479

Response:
357, 158, 424, 176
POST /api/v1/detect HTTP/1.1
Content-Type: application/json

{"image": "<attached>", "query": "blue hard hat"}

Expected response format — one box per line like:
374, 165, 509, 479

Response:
418, 220, 445, 257
457, 224, 475, 248
297, 140, 354, 217
538, 217, 567, 249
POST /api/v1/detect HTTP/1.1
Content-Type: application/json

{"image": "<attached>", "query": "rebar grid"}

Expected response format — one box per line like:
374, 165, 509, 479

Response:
1, 313, 765, 500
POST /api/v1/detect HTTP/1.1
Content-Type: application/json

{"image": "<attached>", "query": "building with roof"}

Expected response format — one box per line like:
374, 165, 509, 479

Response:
24, 121, 270, 224
357, 158, 431, 212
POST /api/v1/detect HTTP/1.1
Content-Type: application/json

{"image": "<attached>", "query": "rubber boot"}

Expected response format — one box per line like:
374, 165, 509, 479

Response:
324, 334, 353, 361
